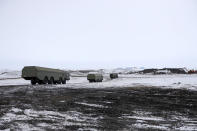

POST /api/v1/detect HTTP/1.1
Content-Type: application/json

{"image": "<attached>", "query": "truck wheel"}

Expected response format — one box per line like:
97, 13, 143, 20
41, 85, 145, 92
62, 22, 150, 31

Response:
49, 77, 54, 84
43, 77, 48, 84
89, 80, 94, 83
62, 78, 66, 84
31, 79, 36, 85
58, 77, 63, 84
38, 80, 43, 85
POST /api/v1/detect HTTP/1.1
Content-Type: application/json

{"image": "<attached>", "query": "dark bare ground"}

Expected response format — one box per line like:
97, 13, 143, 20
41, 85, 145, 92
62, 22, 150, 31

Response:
0, 85, 197, 130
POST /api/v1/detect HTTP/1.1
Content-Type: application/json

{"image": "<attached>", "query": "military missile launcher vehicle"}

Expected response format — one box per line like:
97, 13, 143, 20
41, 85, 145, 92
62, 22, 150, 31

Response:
22, 66, 70, 85
110, 73, 118, 79
87, 73, 103, 82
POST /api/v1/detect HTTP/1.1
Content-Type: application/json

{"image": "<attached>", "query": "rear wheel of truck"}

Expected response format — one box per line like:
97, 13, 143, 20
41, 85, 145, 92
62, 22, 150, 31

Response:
62, 78, 66, 84
31, 79, 36, 85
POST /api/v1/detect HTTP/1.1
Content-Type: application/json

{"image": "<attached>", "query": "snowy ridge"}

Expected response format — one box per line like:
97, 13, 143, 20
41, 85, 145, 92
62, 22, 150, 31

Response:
59, 74, 197, 91
0, 69, 21, 79
102, 67, 144, 74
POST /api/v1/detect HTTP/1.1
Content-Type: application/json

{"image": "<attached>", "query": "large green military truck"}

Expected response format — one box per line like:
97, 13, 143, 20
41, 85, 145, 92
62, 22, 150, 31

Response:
22, 66, 70, 85
87, 73, 103, 82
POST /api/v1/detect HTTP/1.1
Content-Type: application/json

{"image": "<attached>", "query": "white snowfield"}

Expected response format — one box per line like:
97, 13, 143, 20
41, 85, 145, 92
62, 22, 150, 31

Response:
0, 70, 29, 86
0, 70, 197, 90
63, 74, 197, 90
0, 70, 21, 79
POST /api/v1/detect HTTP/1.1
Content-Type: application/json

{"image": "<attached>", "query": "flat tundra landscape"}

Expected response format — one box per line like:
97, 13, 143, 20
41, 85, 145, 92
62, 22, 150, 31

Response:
0, 72, 197, 130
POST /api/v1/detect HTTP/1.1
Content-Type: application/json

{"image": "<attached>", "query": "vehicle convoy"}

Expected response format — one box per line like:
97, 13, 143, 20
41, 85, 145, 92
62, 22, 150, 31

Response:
110, 73, 118, 79
87, 73, 103, 82
22, 66, 70, 85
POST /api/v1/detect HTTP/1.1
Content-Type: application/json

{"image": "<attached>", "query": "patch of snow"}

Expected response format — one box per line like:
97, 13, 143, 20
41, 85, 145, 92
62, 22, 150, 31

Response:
0, 129, 10, 131
103, 101, 113, 104
177, 126, 197, 131
0, 108, 101, 130
0, 70, 21, 79
78, 127, 98, 131
10, 122, 42, 131
0, 113, 30, 123
133, 123, 169, 130
132, 110, 152, 116
10, 107, 23, 113
75, 102, 107, 108
70, 71, 87, 77
123, 116, 164, 121
0, 78, 30, 86
37, 122, 50, 127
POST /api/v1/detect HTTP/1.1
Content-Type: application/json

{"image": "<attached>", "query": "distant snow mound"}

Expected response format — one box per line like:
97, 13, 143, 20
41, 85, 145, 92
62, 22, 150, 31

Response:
103, 67, 144, 74
0, 69, 21, 79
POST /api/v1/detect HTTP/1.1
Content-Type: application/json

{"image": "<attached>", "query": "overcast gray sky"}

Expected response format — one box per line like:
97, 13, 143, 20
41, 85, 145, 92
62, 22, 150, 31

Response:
0, 0, 197, 70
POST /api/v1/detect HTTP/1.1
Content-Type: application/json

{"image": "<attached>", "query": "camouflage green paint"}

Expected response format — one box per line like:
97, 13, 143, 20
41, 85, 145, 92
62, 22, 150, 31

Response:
22, 66, 70, 85
87, 73, 103, 82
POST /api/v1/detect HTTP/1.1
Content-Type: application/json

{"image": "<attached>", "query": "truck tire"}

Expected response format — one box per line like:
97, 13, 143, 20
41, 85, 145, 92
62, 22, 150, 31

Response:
43, 77, 48, 84
58, 77, 62, 84
49, 77, 54, 84
38, 80, 43, 85
89, 80, 95, 83
62, 78, 66, 84
31, 79, 36, 85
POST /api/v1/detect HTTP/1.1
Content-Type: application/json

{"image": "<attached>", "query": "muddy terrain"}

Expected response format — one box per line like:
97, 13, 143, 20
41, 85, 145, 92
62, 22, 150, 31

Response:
0, 85, 197, 130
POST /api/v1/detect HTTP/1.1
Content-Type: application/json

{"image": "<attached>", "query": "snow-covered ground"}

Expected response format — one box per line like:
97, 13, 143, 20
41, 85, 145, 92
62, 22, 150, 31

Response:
0, 78, 30, 86
0, 70, 21, 79
63, 74, 197, 90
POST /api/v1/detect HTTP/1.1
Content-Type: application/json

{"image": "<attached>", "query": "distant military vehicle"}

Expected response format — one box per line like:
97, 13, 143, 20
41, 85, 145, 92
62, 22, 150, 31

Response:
87, 73, 103, 82
110, 73, 118, 79
22, 66, 70, 85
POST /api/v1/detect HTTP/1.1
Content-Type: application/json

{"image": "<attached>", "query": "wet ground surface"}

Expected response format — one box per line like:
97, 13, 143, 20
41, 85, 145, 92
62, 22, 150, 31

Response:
0, 85, 197, 130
